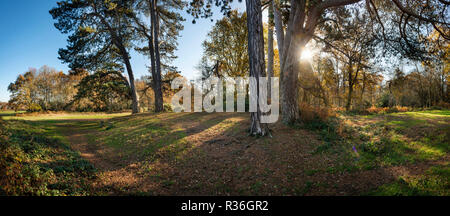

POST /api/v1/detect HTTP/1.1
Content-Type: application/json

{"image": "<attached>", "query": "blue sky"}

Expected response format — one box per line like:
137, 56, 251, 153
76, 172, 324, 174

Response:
0, 0, 245, 102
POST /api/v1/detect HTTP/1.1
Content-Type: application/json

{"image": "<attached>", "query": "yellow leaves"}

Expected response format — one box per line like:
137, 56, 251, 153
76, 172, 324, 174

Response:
104, 0, 117, 11
78, 26, 96, 34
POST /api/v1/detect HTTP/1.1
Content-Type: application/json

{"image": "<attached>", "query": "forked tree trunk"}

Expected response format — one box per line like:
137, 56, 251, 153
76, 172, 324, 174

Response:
246, 0, 269, 136
279, 0, 310, 124
276, 0, 361, 124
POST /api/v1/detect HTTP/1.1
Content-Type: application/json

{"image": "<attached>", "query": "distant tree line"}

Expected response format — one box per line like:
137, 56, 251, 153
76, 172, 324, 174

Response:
8, 66, 81, 112
7, 65, 183, 112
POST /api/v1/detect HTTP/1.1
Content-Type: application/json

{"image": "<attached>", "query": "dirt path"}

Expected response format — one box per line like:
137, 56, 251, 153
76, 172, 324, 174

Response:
61, 122, 115, 170
57, 121, 142, 195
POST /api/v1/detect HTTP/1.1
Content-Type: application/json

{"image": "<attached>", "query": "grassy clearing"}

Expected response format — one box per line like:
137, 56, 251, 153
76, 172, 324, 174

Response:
91, 112, 241, 167
318, 109, 449, 168
1, 111, 130, 121
1, 109, 448, 195
320, 109, 449, 195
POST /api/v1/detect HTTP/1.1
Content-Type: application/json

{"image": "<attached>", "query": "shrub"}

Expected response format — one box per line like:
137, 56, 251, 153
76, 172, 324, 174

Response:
391, 106, 410, 113
27, 103, 42, 113
365, 106, 411, 115
434, 102, 450, 110
163, 103, 173, 112
299, 103, 335, 123
297, 104, 343, 152
361, 140, 387, 155
0, 121, 95, 195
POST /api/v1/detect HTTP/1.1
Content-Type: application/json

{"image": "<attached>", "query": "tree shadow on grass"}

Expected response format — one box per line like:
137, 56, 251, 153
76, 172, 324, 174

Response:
21, 112, 446, 196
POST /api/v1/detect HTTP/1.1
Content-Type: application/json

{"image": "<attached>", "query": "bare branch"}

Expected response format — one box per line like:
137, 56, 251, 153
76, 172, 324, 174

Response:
391, 0, 448, 25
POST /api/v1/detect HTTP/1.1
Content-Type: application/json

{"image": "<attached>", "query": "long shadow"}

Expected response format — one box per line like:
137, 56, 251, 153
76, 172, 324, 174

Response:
7, 112, 420, 195
103, 112, 239, 163
121, 115, 407, 196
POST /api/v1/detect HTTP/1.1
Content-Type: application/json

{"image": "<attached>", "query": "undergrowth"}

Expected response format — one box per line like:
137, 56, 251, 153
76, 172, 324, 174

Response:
0, 119, 96, 195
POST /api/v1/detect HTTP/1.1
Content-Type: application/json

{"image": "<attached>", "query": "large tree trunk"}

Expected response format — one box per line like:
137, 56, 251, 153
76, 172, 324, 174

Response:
246, 0, 269, 136
280, 34, 308, 124
150, 0, 164, 112
279, 0, 312, 124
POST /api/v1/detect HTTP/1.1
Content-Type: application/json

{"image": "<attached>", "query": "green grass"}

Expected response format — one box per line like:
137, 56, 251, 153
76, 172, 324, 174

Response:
2, 112, 130, 121
1, 109, 448, 196
416, 109, 450, 116
0, 111, 132, 195
93, 114, 180, 161
368, 164, 450, 196
92, 112, 243, 163
0, 110, 25, 117
339, 110, 450, 167
334, 109, 449, 195
0, 120, 97, 195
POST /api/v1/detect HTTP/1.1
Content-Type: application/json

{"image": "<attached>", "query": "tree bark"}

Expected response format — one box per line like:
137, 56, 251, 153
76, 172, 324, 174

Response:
346, 84, 353, 111
346, 63, 354, 111
279, 0, 310, 124
280, 35, 308, 124
150, 0, 164, 112
246, 0, 269, 136
113, 40, 140, 114
273, 0, 284, 63
122, 49, 140, 114
360, 72, 366, 107
267, 3, 274, 100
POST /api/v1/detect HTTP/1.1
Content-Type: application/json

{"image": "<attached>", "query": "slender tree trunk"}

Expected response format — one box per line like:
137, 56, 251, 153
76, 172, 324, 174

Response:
360, 72, 366, 107
114, 39, 140, 114
148, 37, 158, 106
123, 52, 140, 114
267, 3, 274, 100
150, 0, 164, 112
273, 0, 284, 61
246, 0, 269, 136
346, 85, 353, 111
346, 65, 354, 111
